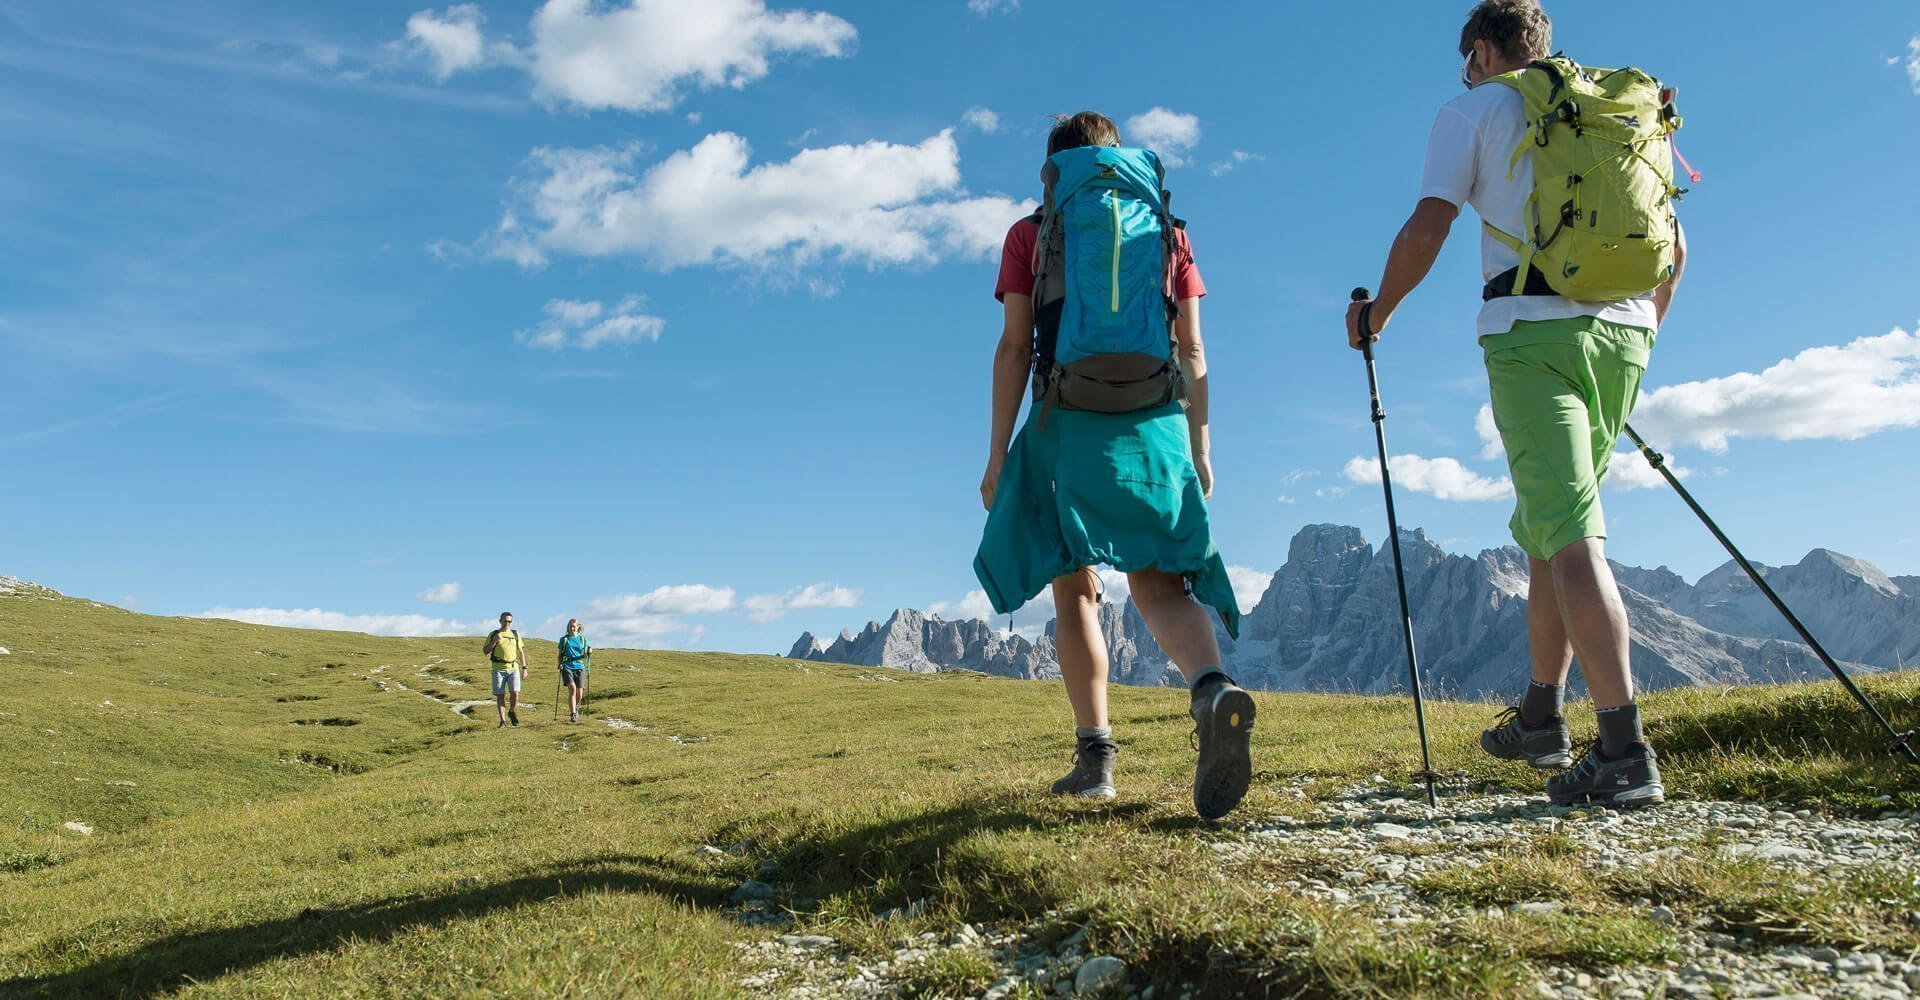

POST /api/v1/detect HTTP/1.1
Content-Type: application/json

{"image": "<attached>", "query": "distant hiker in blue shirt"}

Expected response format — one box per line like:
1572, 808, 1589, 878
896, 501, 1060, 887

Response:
974, 111, 1255, 821
557, 618, 590, 724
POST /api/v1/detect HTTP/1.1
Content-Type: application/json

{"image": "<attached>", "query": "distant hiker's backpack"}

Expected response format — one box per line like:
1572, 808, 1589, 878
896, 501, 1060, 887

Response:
1484, 56, 1687, 303
1030, 145, 1184, 415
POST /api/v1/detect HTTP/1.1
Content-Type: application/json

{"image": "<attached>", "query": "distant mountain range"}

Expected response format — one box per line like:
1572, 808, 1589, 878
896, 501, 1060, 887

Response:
787, 524, 1920, 698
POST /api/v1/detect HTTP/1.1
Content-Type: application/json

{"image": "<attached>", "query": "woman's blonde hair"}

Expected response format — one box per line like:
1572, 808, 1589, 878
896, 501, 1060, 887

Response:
566, 618, 581, 633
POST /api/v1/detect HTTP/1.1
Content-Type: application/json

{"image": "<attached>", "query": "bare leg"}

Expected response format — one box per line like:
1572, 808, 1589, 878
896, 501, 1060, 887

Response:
495, 689, 507, 724
1547, 538, 1634, 709
1526, 557, 1575, 687
1052, 568, 1109, 729
1126, 569, 1222, 681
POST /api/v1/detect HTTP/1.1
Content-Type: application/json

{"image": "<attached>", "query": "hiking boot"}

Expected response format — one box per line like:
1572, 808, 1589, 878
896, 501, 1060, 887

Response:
497, 720, 506, 729
1050, 738, 1117, 800
1547, 741, 1665, 808
570, 710, 579, 724
1480, 706, 1573, 769
508, 710, 519, 727
1190, 679, 1255, 821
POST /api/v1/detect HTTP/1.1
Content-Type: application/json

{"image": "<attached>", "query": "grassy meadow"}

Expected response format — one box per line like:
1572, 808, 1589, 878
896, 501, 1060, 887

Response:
3, 580, 1917, 998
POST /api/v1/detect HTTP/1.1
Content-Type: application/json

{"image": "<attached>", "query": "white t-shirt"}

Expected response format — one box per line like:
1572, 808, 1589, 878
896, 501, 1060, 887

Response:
1419, 83, 1658, 338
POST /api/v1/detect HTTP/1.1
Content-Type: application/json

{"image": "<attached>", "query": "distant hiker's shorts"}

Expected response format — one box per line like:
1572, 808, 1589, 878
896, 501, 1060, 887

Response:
972, 400, 1239, 637
1482, 316, 1655, 561
560, 666, 584, 688
491, 667, 521, 696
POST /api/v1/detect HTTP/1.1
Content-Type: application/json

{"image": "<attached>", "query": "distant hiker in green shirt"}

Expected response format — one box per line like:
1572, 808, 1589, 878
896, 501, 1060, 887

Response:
1347, 0, 1687, 807
557, 618, 590, 724
482, 611, 527, 728
974, 111, 1254, 821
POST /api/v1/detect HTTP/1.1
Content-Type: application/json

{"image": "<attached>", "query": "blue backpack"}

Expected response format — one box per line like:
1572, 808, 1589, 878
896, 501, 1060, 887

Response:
1030, 145, 1184, 417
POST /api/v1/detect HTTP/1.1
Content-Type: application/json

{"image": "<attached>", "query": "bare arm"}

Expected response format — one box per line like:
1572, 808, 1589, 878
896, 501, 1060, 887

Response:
1173, 297, 1212, 498
980, 293, 1034, 510
1347, 197, 1459, 348
1652, 221, 1687, 327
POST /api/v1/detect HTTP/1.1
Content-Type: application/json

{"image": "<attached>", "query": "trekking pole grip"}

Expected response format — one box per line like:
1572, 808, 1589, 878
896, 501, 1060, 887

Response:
1351, 287, 1378, 363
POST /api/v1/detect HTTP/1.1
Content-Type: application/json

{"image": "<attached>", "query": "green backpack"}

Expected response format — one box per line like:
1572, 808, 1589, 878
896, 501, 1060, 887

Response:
1484, 56, 1687, 303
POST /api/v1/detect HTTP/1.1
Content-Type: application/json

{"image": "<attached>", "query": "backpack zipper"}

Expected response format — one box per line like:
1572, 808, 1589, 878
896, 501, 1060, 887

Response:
1109, 192, 1121, 312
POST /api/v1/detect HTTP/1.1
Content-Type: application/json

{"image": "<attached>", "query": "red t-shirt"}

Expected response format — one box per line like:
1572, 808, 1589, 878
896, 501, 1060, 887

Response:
994, 213, 1206, 302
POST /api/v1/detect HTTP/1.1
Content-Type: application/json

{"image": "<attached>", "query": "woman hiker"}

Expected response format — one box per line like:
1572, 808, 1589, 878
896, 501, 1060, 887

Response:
974, 111, 1255, 821
558, 618, 591, 724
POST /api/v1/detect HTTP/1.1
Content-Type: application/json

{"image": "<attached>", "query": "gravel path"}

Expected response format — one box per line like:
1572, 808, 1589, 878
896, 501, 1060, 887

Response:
734, 781, 1920, 999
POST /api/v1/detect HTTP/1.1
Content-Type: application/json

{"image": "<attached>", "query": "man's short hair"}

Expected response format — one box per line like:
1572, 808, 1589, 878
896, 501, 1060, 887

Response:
499, 611, 513, 621
1459, 0, 1552, 63
1046, 112, 1121, 157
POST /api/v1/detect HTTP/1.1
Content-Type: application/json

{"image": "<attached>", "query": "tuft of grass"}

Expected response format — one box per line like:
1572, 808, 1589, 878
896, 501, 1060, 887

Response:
895, 947, 1000, 999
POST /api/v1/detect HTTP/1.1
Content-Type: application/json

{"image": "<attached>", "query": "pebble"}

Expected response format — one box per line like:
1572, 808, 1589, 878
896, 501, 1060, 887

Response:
1074, 955, 1125, 995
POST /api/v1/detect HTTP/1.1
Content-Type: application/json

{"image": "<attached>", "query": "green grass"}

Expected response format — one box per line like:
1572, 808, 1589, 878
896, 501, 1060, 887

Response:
2, 583, 1917, 997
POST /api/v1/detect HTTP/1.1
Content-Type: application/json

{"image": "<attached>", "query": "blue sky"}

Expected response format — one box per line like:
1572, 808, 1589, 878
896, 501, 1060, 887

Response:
4, 1, 1918, 652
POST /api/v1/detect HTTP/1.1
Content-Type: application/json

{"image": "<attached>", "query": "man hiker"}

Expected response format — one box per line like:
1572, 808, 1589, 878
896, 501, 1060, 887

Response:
974, 111, 1255, 821
483, 611, 527, 728
1346, 0, 1686, 807
557, 618, 590, 724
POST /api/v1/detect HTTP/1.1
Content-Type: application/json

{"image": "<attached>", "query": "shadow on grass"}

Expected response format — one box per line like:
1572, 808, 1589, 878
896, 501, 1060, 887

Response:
3, 854, 723, 1000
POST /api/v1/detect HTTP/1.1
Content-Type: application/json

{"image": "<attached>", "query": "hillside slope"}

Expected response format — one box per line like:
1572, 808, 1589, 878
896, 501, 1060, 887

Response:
3, 582, 1918, 998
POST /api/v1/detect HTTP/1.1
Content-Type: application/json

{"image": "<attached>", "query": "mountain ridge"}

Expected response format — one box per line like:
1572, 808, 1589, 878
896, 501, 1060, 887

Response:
790, 524, 1915, 697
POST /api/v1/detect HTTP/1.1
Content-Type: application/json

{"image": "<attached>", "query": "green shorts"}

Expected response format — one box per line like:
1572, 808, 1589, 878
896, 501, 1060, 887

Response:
1482, 316, 1656, 562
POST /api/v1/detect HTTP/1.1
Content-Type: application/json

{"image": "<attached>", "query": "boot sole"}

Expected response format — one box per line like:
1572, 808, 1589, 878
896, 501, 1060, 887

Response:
1194, 687, 1256, 821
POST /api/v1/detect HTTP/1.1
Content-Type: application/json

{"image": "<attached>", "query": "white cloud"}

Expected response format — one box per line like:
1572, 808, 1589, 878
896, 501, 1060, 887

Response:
1900, 36, 1920, 93
403, 1, 855, 113
1475, 402, 1503, 459
744, 582, 862, 622
405, 5, 490, 81
585, 584, 736, 616
556, 582, 736, 648
1275, 495, 1297, 505
417, 581, 462, 603
1315, 485, 1352, 500
490, 130, 1022, 272
516, 295, 665, 349
961, 106, 1002, 132
1225, 565, 1272, 615
966, 0, 1018, 14
1123, 107, 1200, 167
525, 0, 855, 112
1630, 326, 1920, 453
928, 589, 996, 622
1207, 150, 1264, 177
202, 607, 486, 637
1605, 447, 1687, 492
1342, 454, 1513, 502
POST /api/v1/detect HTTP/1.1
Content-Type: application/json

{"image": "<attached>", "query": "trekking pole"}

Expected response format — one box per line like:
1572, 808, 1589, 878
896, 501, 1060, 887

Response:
1351, 288, 1441, 805
553, 669, 562, 724
1622, 423, 1920, 768
581, 656, 591, 719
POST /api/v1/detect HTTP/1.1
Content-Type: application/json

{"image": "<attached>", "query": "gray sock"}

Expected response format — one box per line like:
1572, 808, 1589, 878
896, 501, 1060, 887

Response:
1187, 665, 1228, 698
1596, 704, 1644, 758
1075, 725, 1113, 743
1520, 680, 1565, 727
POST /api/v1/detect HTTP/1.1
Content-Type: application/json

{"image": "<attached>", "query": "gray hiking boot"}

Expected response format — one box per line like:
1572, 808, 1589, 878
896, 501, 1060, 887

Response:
1050, 738, 1117, 800
1480, 706, 1573, 769
1190, 678, 1255, 821
1547, 741, 1665, 808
